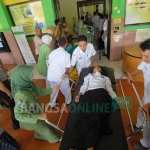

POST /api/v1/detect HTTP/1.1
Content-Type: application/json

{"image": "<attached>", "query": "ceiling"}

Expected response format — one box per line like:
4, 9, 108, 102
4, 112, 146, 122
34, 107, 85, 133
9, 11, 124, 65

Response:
77, 0, 105, 7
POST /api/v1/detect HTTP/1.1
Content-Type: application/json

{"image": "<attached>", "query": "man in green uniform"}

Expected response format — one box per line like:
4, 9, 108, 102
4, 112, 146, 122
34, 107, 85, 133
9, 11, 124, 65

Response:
11, 65, 61, 143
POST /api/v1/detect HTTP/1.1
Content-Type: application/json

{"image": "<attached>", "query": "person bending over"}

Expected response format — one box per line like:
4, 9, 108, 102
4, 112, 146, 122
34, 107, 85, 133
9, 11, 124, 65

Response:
11, 65, 61, 143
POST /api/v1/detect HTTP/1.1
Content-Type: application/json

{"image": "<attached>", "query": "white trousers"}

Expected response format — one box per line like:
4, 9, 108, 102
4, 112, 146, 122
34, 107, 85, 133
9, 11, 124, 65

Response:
136, 96, 150, 147
104, 36, 107, 54
46, 78, 51, 89
49, 78, 72, 108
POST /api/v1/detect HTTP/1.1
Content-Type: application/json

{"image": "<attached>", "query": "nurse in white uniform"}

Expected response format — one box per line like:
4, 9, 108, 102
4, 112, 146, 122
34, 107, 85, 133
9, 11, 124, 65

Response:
64, 35, 96, 77
128, 39, 150, 149
47, 37, 71, 108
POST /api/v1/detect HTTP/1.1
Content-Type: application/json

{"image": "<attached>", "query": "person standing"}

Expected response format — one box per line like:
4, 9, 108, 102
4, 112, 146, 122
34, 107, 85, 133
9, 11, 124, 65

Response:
34, 27, 43, 60
47, 37, 71, 108
128, 39, 150, 149
102, 14, 108, 56
85, 12, 90, 22
37, 35, 52, 77
64, 35, 96, 76
98, 14, 104, 50
92, 12, 100, 40
75, 16, 84, 38
80, 22, 91, 43
141, 103, 150, 120
54, 19, 68, 49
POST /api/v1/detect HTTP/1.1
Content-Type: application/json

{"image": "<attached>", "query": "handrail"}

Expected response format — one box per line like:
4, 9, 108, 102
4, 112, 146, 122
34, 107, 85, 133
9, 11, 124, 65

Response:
115, 72, 147, 140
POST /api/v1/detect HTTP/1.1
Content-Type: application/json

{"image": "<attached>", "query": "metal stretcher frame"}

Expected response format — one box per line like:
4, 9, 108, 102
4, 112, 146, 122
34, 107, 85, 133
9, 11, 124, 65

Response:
115, 72, 147, 140
44, 77, 77, 133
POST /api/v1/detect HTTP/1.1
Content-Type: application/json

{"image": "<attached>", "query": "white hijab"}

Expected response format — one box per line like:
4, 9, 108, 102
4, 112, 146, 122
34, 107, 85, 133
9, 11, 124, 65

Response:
42, 35, 52, 45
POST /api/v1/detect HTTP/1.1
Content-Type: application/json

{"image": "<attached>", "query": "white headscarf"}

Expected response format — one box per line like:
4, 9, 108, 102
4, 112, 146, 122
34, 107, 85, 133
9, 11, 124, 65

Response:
42, 35, 52, 45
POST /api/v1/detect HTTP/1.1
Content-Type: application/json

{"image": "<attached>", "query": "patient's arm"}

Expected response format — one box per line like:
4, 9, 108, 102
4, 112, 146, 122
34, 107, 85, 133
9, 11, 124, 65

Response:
105, 77, 117, 99
75, 92, 82, 103
75, 75, 90, 102
79, 74, 89, 95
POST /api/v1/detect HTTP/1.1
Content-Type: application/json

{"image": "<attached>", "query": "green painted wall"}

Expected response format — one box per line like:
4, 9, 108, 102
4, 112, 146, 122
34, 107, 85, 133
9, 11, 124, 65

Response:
41, 0, 56, 26
111, 0, 125, 18
124, 25, 150, 31
0, 0, 13, 32
111, 0, 150, 31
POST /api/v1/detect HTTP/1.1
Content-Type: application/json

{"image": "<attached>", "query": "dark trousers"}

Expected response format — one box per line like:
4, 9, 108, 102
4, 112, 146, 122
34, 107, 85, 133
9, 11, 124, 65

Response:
0, 80, 19, 129
98, 30, 104, 50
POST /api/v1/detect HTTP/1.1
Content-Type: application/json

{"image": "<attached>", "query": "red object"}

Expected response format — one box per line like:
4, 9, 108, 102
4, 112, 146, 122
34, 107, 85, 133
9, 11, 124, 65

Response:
134, 2, 139, 5
140, 6, 146, 8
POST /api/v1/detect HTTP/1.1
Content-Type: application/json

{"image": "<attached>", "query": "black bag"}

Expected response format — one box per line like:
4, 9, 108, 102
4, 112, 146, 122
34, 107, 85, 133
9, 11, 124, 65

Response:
0, 131, 19, 150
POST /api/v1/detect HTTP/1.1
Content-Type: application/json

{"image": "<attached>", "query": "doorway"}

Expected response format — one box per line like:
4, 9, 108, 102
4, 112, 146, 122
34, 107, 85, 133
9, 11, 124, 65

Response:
54, 0, 112, 59
77, 0, 106, 19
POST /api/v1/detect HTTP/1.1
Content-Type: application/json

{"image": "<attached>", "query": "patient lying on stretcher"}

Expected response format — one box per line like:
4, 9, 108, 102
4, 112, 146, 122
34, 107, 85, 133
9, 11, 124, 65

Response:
75, 65, 117, 102
70, 66, 117, 150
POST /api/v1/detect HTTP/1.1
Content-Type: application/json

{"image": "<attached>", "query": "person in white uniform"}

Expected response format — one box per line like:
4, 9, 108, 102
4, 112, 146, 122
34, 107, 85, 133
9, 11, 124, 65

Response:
141, 103, 150, 121
102, 14, 108, 56
64, 35, 96, 77
128, 39, 150, 149
75, 16, 84, 38
47, 37, 71, 108
70, 65, 117, 150
75, 65, 117, 102
92, 12, 100, 40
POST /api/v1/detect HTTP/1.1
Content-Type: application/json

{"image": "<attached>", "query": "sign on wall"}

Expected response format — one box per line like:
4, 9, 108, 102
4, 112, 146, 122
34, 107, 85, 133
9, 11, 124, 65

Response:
125, 0, 150, 25
11, 26, 36, 64
135, 28, 150, 42
9, 1, 46, 35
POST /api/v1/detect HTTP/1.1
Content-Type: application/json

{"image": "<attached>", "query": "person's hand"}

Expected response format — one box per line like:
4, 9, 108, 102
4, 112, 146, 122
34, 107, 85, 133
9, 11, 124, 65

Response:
56, 23, 60, 29
141, 103, 150, 120
6, 91, 13, 99
89, 63, 93, 67
52, 85, 60, 92
38, 113, 47, 120
63, 23, 67, 27
128, 74, 134, 84
62, 73, 68, 79
75, 94, 81, 103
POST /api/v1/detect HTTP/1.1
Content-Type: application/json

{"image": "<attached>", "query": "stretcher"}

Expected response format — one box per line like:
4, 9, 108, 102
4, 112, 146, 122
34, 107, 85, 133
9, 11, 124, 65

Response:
59, 67, 129, 150
45, 67, 146, 149
44, 77, 77, 133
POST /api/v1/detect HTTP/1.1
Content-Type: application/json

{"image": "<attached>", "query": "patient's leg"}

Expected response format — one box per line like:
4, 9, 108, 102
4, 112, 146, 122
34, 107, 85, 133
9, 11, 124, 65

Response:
87, 148, 94, 150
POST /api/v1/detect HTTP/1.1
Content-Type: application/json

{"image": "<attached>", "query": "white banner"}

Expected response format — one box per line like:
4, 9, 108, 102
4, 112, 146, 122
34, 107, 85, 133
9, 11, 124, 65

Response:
11, 26, 36, 64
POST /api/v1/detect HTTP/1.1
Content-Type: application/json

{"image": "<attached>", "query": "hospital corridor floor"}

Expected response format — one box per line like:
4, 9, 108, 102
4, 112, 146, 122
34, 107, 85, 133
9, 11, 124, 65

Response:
0, 55, 144, 150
